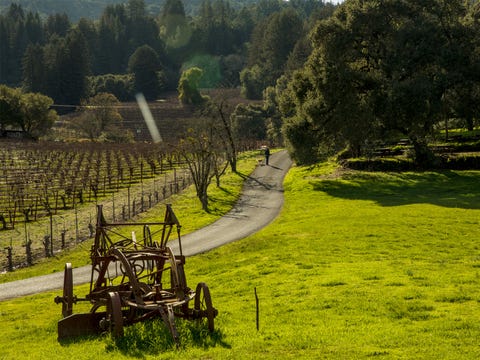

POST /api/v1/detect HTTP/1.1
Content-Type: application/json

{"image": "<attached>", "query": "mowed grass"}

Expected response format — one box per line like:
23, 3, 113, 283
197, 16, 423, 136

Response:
2, 158, 480, 359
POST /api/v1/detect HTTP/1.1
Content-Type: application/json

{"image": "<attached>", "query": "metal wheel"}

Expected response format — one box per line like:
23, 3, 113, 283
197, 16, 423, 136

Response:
143, 225, 153, 247
107, 292, 124, 338
166, 247, 180, 289
167, 305, 179, 346
194, 282, 215, 332
62, 263, 73, 317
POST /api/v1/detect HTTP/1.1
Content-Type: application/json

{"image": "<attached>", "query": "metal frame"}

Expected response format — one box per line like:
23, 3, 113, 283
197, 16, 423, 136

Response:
55, 204, 217, 345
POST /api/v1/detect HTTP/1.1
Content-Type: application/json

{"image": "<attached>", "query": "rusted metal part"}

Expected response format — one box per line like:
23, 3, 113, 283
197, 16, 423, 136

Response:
55, 204, 217, 345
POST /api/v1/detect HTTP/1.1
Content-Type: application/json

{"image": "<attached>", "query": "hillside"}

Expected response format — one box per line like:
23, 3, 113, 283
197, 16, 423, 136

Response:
56, 89, 261, 142
0, 0, 259, 21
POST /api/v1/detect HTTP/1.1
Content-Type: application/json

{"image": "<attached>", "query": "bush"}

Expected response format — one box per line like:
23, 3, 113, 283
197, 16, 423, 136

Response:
440, 155, 480, 170
345, 158, 416, 171
178, 67, 209, 105
89, 74, 133, 101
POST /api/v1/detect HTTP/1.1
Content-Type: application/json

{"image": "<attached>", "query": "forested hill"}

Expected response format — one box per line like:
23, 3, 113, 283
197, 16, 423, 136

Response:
0, 0, 258, 21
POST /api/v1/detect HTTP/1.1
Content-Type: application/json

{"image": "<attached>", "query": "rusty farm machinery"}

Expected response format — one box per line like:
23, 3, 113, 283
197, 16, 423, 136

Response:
54, 204, 217, 345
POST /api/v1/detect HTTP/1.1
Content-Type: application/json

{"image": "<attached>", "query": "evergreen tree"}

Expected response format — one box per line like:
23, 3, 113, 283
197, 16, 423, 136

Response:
24, 12, 43, 45
242, 8, 303, 99
97, 5, 129, 73
44, 13, 70, 39
128, 45, 161, 100
62, 28, 90, 104
76, 18, 99, 74
42, 35, 65, 102
22, 44, 46, 93
0, 18, 10, 84
159, 0, 191, 48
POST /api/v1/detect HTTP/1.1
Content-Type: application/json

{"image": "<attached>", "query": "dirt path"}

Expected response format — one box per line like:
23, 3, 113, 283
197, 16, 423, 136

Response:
0, 150, 292, 301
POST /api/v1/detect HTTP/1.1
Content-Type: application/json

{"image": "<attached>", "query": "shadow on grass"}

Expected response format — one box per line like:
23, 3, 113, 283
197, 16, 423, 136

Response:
106, 319, 230, 358
58, 319, 230, 357
313, 170, 480, 209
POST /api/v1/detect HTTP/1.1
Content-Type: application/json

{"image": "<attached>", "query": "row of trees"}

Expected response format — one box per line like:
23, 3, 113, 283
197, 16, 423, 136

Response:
0, 0, 337, 106
274, 0, 480, 166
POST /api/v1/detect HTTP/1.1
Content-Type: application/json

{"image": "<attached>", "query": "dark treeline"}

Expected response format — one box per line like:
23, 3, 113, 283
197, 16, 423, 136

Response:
0, 0, 260, 22
0, 0, 337, 106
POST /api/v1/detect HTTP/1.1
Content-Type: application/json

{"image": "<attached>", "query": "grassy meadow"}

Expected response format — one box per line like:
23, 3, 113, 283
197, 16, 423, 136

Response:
1, 154, 480, 359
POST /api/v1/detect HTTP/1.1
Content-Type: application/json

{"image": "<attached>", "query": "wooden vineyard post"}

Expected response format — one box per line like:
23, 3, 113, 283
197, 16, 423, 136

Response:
255, 287, 259, 331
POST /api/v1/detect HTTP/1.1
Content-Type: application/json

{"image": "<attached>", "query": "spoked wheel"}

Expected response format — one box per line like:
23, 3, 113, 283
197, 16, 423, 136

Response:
107, 292, 124, 338
143, 225, 153, 247
62, 263, 73, 317
194, 282, 215, 332
166, 247, 180, 289
166, 305, 179, 346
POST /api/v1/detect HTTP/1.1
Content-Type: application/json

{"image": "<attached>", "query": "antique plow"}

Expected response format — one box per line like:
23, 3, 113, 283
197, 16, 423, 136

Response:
55, 204, 217, 345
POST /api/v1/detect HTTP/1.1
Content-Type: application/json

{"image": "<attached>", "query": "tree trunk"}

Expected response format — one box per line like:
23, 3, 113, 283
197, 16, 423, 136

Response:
411, 138, 436, 168
466, 114, 474, 132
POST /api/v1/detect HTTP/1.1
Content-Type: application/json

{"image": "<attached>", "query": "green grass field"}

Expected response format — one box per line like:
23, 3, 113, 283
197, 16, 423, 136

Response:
1, 155, 480, 359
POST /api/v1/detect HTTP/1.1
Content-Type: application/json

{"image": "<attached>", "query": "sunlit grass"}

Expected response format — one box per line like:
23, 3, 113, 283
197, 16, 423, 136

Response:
2, 158, 480, 358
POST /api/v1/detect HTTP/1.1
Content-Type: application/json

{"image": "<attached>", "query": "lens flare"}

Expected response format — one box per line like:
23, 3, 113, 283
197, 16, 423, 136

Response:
135, 93, 162, 143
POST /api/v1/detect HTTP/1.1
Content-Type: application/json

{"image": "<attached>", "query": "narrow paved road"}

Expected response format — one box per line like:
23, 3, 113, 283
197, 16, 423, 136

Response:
0, 150, 292, 301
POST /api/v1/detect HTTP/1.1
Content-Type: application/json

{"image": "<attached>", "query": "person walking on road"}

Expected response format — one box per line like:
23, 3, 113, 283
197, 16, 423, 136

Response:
264, 146, 270, 166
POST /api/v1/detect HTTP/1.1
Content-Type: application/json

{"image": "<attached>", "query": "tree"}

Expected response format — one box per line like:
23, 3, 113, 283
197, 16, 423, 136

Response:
76, 18, 99, 74
159, 0, 191, 48
280, 0, 471, 166
62, 28, 90, 104
177, 127, 219, 211
0, 85, 23, 132
97, 4, 129, 74
263, 85, 284, 146
202, 97, 238, 173
22, 44, 46, 93
44, 13, 70, 39
128, 45, 161, 100
445, 3, 480, 133
260, 8, 304, 82
0, 18, 9, 84
19, 92, 58, 139
126, 0, 162, 57
42, 34, 66, 103
178, 67, 208, 105
240, 65, 266, 100
89, 74, 133, 101
231, 103, 267, 141
242, 8, 304, 99
4, 4, 29, 85
0, 85, 57, 138
74, 93, 124, 141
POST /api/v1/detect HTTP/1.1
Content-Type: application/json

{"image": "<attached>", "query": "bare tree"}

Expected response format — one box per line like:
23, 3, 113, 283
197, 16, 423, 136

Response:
202, 97, 238, 173
177, 127, 218, 211
73, 93, 126, 142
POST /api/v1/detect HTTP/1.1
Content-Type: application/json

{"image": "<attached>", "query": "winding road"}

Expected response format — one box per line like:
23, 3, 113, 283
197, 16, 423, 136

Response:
0, 150, 292, 301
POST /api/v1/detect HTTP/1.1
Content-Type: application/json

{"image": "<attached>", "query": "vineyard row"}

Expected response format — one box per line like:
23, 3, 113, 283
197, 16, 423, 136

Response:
0, 141, 185, 229
1, 163, 192, 273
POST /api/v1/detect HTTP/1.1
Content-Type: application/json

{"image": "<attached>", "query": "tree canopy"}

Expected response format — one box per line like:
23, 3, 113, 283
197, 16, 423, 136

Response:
0, 0, 334, 105
0, 84, 58, 138
128, 45, 162, 100
177, 67, 208, 105
279, 0, 480, 166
